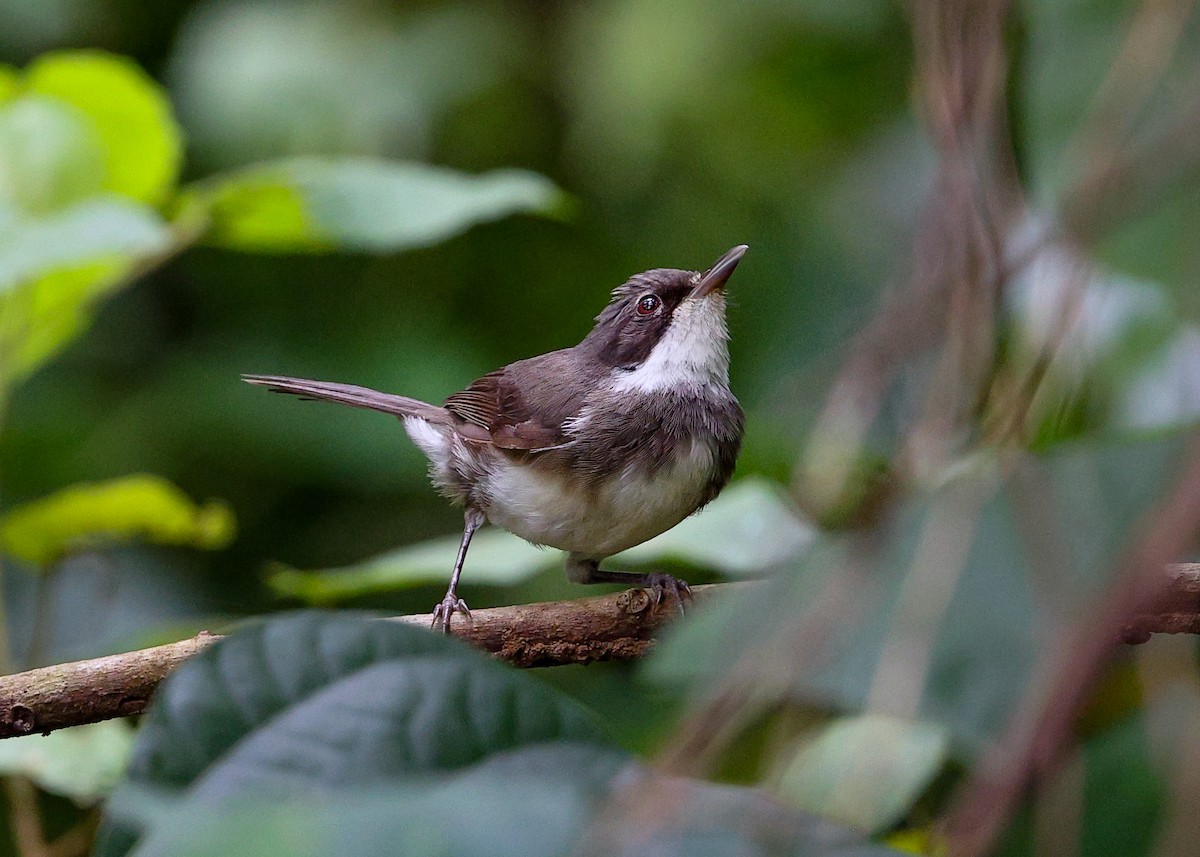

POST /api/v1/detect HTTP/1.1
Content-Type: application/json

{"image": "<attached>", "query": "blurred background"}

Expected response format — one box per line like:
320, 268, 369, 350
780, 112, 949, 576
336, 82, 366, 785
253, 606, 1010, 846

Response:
4, 0, 1200, 854
0, 0, 925, 638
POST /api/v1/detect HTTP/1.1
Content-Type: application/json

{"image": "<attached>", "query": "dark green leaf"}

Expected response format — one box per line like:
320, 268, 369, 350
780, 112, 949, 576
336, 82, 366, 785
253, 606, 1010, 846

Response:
98, 612, 608, 857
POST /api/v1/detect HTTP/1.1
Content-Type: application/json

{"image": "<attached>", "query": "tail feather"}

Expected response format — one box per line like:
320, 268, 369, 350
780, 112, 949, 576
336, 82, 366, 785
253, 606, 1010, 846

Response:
242, 374, 447, 423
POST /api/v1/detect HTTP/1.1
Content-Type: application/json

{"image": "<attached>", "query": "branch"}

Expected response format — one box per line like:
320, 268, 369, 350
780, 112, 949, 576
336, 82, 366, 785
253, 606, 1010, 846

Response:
0, 583, 730, 739
0, 564, 1197, 742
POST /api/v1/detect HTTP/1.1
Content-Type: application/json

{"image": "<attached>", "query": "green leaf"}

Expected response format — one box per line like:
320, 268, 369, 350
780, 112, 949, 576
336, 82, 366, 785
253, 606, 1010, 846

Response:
0, 96, 106, 213
775, 713, 949, 834
618, 478, 814, 575
0, 65, 18, 102
268, 528, 557, 603
183, 157, 564, 253
114, 767, 909, 857
0, 198, 172, 385
98, 612, 608, 856
0, 474, 235, 567
24, 51, 183, 205
270, 478, 805, 604
0, 720, 134, 804
119, 745, 630, 857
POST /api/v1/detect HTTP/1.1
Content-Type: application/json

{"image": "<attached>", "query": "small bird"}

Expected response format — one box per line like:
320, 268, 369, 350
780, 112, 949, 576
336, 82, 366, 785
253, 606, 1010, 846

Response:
244, 245, 747, 630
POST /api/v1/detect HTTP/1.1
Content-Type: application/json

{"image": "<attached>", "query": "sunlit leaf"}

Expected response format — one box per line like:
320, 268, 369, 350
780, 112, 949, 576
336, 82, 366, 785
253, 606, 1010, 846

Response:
183, 157, 564, 253
0, 720, 133, 804
0, 65, 18, 102
0, 474, 235, 567
775, 713, 949, 833
0, 96, 105, 213
25, 50, 183, 205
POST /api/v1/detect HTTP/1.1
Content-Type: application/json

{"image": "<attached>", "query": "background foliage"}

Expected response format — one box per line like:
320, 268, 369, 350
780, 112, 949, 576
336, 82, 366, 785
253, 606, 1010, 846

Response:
1, 0, 1200, 855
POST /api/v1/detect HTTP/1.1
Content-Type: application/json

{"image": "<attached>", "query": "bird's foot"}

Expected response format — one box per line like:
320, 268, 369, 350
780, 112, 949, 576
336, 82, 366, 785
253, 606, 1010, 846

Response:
643, 573, 692, 616
431, 593, 472, 633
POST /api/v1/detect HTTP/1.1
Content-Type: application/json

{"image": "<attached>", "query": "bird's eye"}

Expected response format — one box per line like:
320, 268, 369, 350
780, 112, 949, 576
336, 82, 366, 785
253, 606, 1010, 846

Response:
636, 294, 661, 316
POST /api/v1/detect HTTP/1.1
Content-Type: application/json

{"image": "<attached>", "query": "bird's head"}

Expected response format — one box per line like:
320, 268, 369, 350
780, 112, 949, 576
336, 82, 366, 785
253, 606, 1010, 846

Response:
582, 245, 748, 391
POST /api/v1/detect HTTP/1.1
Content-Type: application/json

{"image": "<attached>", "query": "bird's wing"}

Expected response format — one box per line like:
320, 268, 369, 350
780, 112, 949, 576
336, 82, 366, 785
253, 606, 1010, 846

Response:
444, 349, 598, 451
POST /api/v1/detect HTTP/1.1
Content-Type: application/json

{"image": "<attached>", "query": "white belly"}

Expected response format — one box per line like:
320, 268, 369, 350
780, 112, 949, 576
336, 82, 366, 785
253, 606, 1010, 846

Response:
483, 437, 718, 557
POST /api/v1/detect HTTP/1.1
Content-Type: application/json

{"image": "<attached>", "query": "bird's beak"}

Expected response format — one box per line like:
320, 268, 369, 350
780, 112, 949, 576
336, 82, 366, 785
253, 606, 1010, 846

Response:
691, 244, 749, 298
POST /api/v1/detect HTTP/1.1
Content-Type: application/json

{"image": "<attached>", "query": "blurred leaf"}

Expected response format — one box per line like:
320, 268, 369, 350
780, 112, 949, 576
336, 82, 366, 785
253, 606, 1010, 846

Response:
996, 695, 1175, 857
619, 477, 814, 575
270, 479, 807, 604
0, 96, 105, 213
0, 65, 17, 101
98, 612, 608, 856
166, 1, 525, 168
183, 157, 563, 253
0, 474, 235, 566
105, 743, 906, 857
24, 51, 183, 205
0, 720, 133, 804
651, 430, 1195, 749
775, 713, 949, 834
0, 198, 172, 385
268, 528, 557, 603
119, 745, 629, 857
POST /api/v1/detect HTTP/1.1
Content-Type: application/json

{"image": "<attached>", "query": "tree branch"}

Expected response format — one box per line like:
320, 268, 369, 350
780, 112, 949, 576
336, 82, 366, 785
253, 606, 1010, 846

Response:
0, 583, 730, 739
0, 565, 1197, 742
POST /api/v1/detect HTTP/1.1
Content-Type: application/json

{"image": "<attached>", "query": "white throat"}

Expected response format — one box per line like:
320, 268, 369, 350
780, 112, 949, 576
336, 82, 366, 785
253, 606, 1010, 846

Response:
611, 294, 730, 394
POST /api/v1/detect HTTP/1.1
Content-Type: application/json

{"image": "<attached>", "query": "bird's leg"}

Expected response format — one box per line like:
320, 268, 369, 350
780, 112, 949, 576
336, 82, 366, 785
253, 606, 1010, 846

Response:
565, 554, 692, 615
432, 508, 486, 633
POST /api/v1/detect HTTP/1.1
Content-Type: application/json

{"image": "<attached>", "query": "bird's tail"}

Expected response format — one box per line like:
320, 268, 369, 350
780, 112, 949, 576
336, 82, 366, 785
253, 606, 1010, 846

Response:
242, 375, 448, 423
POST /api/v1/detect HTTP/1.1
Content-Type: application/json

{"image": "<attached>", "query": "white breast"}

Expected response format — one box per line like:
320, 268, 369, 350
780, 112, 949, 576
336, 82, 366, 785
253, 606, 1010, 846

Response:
483, 436, 718, 557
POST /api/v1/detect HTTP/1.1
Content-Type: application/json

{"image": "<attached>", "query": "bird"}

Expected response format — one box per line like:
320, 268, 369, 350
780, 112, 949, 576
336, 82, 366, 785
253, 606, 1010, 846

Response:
244, 244, 748, 631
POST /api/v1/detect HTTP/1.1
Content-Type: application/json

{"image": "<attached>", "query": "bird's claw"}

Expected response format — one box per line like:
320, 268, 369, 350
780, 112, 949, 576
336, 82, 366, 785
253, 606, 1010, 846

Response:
431, 594, 472, 633
644, 573, 692, 616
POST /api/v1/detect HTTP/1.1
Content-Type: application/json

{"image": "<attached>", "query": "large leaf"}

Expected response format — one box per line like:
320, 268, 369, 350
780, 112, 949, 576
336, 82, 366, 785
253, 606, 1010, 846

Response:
0, 720, 134, 804
182, 157, 563, 253
97, 612, 608, 856
0, 474, 235, 567
24, 51, 183, 205
121, 745, 630, 857
270, 478, 810, 603
110, 744, 905, 857
98, 613, 910, 857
